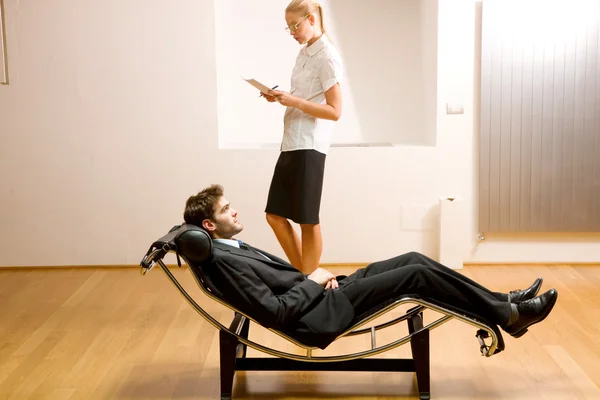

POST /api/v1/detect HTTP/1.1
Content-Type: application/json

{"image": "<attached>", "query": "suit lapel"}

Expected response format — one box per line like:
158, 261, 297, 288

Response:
245, 244, 295, 267
213, 242, 298, 272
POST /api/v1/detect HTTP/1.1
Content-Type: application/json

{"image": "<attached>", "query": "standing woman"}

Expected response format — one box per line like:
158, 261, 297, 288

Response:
261, 0, 343, 274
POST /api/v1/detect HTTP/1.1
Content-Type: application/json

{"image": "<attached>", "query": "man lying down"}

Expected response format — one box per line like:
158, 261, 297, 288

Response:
183, 184, 558, 349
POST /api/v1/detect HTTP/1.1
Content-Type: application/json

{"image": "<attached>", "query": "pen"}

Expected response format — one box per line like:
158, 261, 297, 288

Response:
259, 85, 279, 97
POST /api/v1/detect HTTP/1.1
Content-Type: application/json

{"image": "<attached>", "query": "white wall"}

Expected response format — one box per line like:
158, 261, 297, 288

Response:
0, 0, 599, 267
215, 0, 438, 148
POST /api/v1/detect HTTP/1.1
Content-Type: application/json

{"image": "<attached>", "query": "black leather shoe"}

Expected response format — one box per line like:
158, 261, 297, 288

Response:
504, 288, 558, 338
508, 277, 543, 303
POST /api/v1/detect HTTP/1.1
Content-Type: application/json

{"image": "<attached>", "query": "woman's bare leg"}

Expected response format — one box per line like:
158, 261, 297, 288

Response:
300, 223, 322, 274
266, 213, 302, 270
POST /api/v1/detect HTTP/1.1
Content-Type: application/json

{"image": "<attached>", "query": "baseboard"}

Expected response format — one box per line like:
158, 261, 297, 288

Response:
0, 264, 157, 270
3, 262, 598, 270
0, 263, 370, 270
463, 261, 600, 267
317, 263, 369, 268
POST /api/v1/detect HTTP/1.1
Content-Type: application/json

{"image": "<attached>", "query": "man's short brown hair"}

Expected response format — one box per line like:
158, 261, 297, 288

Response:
183, 184, 224, 227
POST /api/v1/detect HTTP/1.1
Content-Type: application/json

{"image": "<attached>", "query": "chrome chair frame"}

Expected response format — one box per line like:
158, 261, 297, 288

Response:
140, 225, 504, 400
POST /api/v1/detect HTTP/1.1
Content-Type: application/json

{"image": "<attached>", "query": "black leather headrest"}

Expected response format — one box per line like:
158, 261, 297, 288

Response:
172, 224, 226, 298
140, 223, 223, 297
174, 224, 213, 264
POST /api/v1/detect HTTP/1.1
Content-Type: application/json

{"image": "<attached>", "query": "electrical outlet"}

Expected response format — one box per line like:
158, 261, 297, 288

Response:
446, 103, 464, 114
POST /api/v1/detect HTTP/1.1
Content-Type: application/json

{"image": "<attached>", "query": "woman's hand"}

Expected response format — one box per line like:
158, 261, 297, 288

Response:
266, 84, 341, 121
260, 92, 277, 102
271, 90, 302, 108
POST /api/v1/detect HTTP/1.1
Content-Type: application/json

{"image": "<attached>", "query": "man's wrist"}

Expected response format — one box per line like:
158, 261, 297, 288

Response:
306, 277, 325, 289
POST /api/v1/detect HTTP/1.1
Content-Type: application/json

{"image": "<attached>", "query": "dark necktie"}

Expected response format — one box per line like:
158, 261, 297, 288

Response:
239, 240, 262, 255
238, 241, 271, 261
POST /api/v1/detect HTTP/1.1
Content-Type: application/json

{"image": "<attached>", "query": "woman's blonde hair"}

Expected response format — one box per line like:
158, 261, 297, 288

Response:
286, 0, 329, 39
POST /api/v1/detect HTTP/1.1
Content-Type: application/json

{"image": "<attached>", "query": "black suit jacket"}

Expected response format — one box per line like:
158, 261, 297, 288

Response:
207, 241, 355, 349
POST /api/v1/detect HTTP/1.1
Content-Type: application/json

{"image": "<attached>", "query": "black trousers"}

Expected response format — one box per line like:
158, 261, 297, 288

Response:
338, 252, 512, 327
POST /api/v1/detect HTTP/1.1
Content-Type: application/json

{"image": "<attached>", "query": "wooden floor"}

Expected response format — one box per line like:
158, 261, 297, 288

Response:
1, 264, 599, 400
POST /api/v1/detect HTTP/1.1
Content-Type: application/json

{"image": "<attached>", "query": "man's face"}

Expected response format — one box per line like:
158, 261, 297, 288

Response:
203, 196, 243, 239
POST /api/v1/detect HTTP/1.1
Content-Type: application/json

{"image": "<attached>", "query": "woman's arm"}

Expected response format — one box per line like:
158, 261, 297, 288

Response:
271, 83, 342, 121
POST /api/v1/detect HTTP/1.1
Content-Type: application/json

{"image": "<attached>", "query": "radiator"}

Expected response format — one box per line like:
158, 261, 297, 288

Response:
479, 0, 600, 232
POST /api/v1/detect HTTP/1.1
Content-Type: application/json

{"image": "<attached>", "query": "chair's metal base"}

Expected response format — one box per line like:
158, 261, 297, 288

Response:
220, 312, 431, 400
140, 233, 503, 400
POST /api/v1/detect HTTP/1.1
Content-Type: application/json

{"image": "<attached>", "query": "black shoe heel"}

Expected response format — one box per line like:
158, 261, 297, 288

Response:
511, 328, 528, 338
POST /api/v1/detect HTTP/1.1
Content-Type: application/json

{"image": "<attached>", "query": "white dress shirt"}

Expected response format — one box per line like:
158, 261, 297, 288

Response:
213, 238, 272, 261
281, 34, 344, 155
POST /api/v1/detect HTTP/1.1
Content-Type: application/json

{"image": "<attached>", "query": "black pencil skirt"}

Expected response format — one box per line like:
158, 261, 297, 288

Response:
265, 149, 326, 225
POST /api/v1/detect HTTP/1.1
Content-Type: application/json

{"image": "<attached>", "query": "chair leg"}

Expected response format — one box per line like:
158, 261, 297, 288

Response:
239, 317, 250, 358
409, 313, 431, 400
219, 329, 239, 400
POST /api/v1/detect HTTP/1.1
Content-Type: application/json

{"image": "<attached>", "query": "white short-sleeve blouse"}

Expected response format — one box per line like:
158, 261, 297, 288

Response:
281, 34, 344, 155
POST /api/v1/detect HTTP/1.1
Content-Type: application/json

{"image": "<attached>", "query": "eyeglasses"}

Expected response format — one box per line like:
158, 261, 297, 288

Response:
285, 14, 310, 32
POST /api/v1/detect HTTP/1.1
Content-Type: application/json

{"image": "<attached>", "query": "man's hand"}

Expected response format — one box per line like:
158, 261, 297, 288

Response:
307, 268, 338, 289
324, 278, 339, 290
271, 90, 302, 107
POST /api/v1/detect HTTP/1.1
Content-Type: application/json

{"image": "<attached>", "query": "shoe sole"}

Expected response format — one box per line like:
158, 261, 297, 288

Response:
510, 290, 558, 338
532, 278, 543, 298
